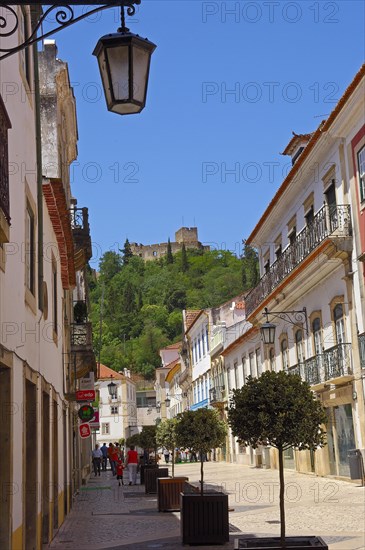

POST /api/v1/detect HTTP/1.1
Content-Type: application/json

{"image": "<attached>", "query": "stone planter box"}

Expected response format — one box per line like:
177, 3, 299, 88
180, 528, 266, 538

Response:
145, 467, 169, 494
157, 477, 188, 512
234, 537, 328, 549
180, 492, 229, 545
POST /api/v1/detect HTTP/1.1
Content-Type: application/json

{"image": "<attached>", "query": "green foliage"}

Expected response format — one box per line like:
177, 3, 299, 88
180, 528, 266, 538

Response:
175, 408, 227, 495
139, 425, 157, 452
227, 371, 327, 451
126, 433, 141, 448
121, 238, 133, 265
156, 418, 178, 476
166, 238, 174, 264
181, 243, 189, 272
176, 408, 227, 454
227, 370, 327, 543
91, 247, 249, 377
241, 240, 260, 289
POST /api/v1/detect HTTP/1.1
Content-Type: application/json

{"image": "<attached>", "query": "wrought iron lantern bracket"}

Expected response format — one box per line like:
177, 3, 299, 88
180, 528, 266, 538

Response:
263, 307, 309, 335
0, 1, 141, 61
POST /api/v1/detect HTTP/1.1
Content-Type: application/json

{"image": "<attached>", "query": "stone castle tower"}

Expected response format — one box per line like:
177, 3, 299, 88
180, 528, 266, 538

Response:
130, 227, 210, 261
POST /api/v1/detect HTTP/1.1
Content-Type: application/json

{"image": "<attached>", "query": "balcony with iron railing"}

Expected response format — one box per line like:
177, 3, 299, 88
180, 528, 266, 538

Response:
70, 206, 92, 266
286, 343, 353, 387
358, 333, 365, 369
246, 205, 352, 317
209, 386, 226, 407
71, 321, 96, 378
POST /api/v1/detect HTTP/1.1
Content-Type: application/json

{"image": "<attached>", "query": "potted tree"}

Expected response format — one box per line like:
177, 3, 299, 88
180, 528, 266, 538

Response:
156, 418, 188, 512
175, 408, 228, 545
139, 425, 168, 492
228, 371, 328, 549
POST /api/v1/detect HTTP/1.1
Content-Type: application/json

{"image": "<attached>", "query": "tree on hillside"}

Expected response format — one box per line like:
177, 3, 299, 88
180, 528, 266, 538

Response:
227, 371, 327, 545
166, 238, 174, 264
241, 240, 260, 289
123, 281, 136, 313
121, 238, 133, 265
99, 251, 122, 282
181, 243, 189, 272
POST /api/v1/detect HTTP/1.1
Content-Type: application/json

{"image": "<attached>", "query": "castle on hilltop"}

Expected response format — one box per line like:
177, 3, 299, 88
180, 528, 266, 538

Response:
130, 227, 210, 261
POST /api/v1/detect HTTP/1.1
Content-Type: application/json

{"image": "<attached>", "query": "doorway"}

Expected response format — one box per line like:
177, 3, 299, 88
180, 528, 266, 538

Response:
25, 380, 37, 549
326, 404, 355, 477
0, 367, 11, 549
42, 392, 50, 544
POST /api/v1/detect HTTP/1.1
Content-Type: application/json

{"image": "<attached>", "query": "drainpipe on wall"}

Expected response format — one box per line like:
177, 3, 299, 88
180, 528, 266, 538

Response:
31, 11, 44, 313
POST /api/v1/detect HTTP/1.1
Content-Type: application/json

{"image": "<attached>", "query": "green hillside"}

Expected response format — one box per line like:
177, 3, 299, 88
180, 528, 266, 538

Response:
88, 241, 258, 378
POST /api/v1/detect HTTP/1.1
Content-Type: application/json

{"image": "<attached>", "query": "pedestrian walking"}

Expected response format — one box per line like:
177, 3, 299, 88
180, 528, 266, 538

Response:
108, 443, 116, 475
92, 444, 102, 476
101, 442, 108, 471
163, 448, 170, 464
116, 458, 124, 486
125, 445, 139, 485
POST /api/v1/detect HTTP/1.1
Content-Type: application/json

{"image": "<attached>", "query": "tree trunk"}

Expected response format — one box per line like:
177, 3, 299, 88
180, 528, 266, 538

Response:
200, 454, 204, 496
278, 446, 285, 547
172, 450, 175, 478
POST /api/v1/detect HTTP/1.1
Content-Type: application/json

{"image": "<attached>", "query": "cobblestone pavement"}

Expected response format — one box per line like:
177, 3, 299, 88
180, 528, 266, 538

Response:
48, 462, 365, 550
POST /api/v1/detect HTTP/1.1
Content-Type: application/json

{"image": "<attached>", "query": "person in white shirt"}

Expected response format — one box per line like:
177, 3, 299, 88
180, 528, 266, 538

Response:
92, 444, 103, 476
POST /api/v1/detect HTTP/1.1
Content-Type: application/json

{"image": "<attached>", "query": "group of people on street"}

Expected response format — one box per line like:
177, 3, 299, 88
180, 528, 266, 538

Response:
91, 443, 139, 486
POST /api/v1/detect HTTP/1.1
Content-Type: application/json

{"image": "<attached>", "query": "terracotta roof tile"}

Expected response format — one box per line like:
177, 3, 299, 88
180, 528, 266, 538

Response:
97, 363, 125, 381
185, 310, 203, 331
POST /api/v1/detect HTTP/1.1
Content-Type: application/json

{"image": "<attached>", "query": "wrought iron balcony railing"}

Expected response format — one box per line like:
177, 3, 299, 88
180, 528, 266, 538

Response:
71, 322, 93, 349
323, 343, 352, 380
70, 206, 92, 263
245, 205, 352, 316
288, 343, 352, 386
358, 333, 365, 369
209, 386, 226, 405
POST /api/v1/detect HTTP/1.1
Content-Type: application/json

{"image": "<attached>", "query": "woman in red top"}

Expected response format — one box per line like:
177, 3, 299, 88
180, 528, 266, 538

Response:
125, 445, 139, 485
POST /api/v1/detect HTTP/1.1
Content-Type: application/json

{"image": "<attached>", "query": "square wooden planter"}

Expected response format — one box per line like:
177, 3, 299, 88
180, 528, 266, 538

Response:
157, 477, 188, 512
144, 467, 169, 494
180, 492, 229, 545
234, 537, 328, 549
140, 464, 158, 485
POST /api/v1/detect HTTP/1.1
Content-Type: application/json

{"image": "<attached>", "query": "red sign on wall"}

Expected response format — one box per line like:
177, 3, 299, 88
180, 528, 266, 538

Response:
76, 390, 95, 402
79, 423, 91, 439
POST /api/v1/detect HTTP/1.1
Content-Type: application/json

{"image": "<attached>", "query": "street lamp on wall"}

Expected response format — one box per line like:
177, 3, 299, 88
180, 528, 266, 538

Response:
165, 392, 187, 408
107, 375, 117, 398
260, 307, 308, 345
0, 1, 156, 116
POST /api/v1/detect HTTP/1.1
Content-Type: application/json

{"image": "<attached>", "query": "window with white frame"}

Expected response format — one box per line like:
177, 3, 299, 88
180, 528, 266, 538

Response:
101, 423, 110, 435
312, 317, 322, 355
358, 146, 365, 202
281, 338, 289, 370
249, 352, 255, 377
110, 406, 118, 415
295, 329, 305, 363
202, 330, 206, 355
205, 326, 209, 351
255, 349, 262, 376
334, 304, 345, 345
25, 204, 35, 295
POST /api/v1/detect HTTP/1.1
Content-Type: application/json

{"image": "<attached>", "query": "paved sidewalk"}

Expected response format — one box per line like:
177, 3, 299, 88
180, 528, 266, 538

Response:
48, 462, 365, 550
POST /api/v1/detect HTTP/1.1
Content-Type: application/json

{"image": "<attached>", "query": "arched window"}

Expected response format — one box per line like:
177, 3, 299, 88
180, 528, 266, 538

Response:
281, 338, 289, 370
295, 329, 305, 363
334, 304, 345, 345
312, 317, 322, 355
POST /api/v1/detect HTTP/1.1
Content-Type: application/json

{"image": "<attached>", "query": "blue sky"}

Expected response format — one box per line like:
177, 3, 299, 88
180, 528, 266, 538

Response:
44, 1, 364, 266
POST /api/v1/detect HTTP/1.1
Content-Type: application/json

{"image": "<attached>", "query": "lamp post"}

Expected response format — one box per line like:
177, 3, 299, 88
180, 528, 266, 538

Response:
0, 1, 156, 115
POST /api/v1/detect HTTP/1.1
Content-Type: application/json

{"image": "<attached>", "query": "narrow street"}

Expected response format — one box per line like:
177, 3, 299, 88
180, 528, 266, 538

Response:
48, 462, 365, 550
